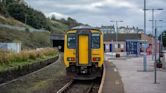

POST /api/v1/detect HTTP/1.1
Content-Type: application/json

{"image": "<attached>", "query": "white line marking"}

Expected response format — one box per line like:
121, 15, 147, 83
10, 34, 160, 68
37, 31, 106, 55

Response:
114, 68, 117, 72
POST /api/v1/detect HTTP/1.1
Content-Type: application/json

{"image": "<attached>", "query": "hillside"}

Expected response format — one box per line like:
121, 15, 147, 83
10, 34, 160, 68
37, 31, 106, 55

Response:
0, 28, 51, 49
0, 0, 87, 49
49, 20, 68, 34
0, 15, 27, 27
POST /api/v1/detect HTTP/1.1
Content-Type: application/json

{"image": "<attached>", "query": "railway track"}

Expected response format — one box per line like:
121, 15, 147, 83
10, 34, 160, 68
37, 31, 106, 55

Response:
57, 78, 101, 93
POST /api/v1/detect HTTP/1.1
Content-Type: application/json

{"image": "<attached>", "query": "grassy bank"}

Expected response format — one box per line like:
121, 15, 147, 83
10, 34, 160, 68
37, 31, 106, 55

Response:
0, 48, 58, 72
0, 28, 51, 49
0, 54, 70, 93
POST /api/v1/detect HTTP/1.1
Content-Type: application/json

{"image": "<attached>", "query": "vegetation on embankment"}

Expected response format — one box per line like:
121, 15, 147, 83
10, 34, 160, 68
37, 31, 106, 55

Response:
0, 54, 70, 93
0, 0, 88, 49
0, 0, 87, 32
0, 29, 51, 49
0, 48, 58, 72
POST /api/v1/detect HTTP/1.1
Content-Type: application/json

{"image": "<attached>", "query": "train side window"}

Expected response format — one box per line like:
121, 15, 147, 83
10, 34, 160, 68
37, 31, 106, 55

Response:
92, 33, 100, 49
67, 33, 76, 49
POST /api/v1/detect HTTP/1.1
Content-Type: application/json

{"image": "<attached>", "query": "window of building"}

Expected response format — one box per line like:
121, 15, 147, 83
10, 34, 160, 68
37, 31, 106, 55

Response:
118, 44, 121, 48
115, 44, 118, 48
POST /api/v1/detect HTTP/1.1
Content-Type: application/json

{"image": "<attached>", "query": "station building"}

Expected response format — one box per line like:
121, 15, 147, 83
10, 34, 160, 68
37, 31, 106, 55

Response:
100, 26, 159, 56
103, 33, 159, 56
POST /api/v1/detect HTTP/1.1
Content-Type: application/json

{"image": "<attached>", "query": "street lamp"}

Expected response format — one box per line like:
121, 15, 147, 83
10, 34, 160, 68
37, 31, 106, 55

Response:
143, 0, 147, 72
145, 8, 164, 62
110, 20, 123, 53
145, 8, 164, 35
110, 20, 123, 43
152, 19, 163, 84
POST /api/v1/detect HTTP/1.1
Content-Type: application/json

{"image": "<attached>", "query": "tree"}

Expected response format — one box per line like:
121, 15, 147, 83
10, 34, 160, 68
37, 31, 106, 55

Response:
0, 2, 9, 17
67, 17, 77, 27
51, 15, 56, 21
7, 3, 49, 30
159, 31, 166, 47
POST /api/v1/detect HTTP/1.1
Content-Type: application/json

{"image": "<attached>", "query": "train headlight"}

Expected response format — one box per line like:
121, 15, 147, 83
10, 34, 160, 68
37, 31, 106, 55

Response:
93, 57, 100, 61
67, 57, 75, 61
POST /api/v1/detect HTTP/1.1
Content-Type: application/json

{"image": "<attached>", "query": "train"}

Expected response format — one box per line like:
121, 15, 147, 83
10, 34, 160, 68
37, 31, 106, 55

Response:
64, 26, 104, 80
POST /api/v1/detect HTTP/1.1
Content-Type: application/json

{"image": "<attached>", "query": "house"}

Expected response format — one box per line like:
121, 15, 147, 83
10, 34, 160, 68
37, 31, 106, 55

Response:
99, 26, 115, 34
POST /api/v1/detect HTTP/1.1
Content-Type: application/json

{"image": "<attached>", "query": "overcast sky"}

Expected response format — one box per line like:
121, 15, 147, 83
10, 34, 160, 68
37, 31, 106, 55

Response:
26, 0, 166, 34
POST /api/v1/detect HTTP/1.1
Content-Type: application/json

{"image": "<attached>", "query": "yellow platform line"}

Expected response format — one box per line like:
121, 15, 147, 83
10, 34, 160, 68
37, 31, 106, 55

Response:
98, 62, 106, 93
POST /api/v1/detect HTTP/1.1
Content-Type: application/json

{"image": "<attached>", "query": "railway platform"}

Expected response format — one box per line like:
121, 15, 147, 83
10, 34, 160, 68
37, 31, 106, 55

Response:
102, 53, 166, 93
100, 61, 125, 93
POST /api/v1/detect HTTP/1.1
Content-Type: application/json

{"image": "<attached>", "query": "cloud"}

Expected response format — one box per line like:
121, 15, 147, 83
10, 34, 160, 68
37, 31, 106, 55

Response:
26, 0, 166, 34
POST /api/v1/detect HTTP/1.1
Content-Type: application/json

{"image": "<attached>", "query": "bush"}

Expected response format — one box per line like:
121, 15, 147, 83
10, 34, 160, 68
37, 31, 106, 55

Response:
0, 48, 58, 65
29, 51, 37, 60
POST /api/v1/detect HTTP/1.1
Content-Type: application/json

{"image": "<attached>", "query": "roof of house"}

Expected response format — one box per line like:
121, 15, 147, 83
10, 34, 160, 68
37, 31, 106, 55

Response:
104, 33, 141, 41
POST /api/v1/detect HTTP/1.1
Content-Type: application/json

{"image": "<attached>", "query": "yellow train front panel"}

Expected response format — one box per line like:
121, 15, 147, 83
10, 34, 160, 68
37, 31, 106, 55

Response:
78, 35, 89, 65
64, 27, 104, 79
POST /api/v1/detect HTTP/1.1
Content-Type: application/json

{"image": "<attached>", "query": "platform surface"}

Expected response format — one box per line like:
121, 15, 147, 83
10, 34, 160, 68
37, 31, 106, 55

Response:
102, 61, 125, 93
106, 54, 166, 93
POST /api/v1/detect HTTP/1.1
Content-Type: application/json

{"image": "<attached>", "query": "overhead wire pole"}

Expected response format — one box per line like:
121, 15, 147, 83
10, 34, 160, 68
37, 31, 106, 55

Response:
143, 0, 147, 72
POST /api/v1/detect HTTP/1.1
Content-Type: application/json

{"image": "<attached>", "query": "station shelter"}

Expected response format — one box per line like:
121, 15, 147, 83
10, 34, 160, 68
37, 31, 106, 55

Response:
126, 40, 148, 56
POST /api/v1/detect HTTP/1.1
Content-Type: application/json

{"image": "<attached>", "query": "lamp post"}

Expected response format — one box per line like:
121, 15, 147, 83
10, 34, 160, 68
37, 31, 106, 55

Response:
146, 9, 164, 35
161, 31, 164, 54
110, 20, 123, 53
143, 0, 147, 72
110, 20, 123, 43
153, 19, 163, 84
145, 8, 164, 61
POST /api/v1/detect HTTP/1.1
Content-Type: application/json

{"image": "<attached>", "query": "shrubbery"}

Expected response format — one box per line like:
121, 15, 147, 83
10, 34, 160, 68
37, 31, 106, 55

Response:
0, 48, 58, 65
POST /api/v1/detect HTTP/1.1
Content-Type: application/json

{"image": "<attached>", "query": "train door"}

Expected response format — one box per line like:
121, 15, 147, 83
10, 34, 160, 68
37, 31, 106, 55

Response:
78, 35, 89, 65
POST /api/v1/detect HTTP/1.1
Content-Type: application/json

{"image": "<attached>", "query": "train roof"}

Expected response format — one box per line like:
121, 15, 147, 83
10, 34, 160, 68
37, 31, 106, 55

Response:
71, 26, 99, 30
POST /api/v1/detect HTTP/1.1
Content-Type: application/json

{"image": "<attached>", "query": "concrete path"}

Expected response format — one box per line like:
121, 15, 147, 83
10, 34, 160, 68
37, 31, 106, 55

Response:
102, 61, 125, 93
106, 54, 166, 93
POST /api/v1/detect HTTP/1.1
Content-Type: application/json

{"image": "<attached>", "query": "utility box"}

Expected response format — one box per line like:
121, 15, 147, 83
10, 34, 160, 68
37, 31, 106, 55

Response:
0, 43, 21, 53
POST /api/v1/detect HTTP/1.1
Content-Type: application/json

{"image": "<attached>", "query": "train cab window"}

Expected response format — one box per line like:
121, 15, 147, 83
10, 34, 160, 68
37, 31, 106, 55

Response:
92, 33, 100, 48
68, 33, 76, 48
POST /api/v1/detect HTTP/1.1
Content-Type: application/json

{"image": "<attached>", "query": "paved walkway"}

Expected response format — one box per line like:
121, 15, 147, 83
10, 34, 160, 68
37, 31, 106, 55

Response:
102, 61, 124, 93
106, 54, 166, 93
